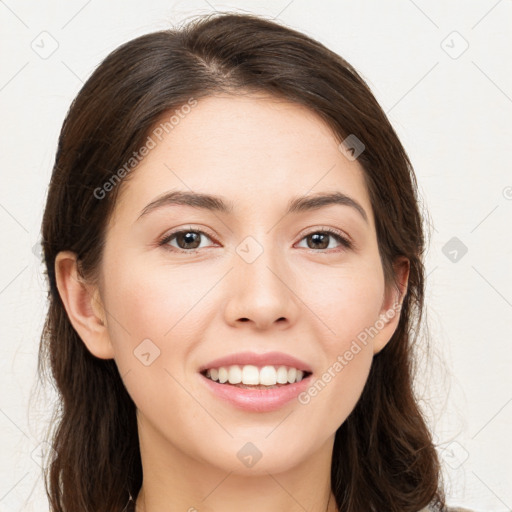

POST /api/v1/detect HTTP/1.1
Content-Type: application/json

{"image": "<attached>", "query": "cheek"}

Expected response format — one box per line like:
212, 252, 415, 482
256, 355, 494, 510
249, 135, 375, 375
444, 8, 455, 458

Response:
103, 258, 206, 346
300, 344, 373, 432
292, 261, 384, 426
101, 263, 201, 442
101, 258, 219, 410
299, 260, 385, 346
298, 288, 378, 433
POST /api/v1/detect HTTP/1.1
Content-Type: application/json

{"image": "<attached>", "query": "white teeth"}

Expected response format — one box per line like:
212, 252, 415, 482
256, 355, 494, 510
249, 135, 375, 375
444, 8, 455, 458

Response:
228, 365, 242, 384
218, 367, 228, 384
259, 366, 277, 386
242, 365, 260, 385
287, 367, 297, 384
276, 366, 288, 384
204, 364, 308, 385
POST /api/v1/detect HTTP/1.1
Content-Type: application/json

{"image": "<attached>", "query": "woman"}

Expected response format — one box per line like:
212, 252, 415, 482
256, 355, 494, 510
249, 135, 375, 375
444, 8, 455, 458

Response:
38, 11, 469, 512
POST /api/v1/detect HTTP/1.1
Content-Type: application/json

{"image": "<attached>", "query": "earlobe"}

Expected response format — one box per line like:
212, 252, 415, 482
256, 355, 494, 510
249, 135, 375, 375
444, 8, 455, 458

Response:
373, 257, 410, 355
54, 251, 115, 359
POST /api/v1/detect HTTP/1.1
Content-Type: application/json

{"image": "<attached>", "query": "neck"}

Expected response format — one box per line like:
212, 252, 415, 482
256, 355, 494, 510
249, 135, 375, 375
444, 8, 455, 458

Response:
133, 419, 337, 512
135, 488, 336, 512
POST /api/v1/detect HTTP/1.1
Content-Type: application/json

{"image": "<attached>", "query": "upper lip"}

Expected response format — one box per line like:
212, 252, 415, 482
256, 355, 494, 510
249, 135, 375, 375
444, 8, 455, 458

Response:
199, 351, 313, 373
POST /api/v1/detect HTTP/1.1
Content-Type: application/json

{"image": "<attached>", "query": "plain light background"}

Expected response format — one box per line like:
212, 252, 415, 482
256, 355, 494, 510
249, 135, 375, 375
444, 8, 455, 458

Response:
0, 1, 511, 511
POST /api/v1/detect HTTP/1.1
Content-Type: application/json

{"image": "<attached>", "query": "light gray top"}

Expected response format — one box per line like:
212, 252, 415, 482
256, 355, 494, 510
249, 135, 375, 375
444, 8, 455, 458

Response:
420, 507, 475, 512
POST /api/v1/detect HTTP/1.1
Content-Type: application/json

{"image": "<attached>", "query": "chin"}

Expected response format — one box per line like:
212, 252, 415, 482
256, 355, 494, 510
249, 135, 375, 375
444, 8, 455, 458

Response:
197, 436, 313, 477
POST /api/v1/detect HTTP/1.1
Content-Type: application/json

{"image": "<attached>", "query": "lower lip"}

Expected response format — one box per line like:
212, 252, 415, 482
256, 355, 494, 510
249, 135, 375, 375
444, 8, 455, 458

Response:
200, 373, 312, 412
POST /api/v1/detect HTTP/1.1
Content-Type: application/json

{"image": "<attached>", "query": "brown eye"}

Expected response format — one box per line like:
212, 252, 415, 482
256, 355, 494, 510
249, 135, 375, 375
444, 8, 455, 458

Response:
306, 233, 330, 250
174, 231, 202, 249
297, 229, 352, 251
159, 229, 215, 252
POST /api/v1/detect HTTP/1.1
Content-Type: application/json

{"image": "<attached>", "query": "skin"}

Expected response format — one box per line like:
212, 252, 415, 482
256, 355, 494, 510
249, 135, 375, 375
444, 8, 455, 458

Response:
55, 93, 409, 512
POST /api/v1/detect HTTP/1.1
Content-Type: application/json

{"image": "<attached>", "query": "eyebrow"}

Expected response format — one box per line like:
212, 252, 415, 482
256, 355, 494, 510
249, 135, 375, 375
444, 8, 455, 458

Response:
137, 190, 368, 223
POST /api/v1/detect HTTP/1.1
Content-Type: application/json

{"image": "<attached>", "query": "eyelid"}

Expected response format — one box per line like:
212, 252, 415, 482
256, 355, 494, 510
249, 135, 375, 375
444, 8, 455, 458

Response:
157, 225, 355, 252
157, 225, 219, 249
297, 225, 354, 250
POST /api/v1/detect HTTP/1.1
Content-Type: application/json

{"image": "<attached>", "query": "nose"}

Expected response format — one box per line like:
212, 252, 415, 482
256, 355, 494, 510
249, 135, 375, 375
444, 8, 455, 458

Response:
223, 237, 300, 331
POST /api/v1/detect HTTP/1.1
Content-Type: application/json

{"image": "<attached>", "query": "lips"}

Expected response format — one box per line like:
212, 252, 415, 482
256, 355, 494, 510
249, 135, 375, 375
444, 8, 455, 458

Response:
198, 351, 314, 412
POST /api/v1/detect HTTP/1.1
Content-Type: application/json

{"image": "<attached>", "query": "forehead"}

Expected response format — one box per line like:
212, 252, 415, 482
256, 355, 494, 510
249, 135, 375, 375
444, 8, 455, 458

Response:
112, 94, 373, 226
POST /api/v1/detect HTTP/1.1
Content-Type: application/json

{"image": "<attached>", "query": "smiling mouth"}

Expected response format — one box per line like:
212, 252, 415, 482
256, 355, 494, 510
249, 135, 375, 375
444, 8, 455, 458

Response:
200, 364, 312, 390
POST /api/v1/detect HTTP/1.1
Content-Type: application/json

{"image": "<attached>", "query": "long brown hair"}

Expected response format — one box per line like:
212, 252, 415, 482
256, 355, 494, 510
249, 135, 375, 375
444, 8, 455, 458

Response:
38, 12, 445, 512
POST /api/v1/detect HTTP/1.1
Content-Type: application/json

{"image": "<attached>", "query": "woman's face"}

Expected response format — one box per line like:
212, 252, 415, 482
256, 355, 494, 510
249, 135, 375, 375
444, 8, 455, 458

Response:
94, 93, 403, 475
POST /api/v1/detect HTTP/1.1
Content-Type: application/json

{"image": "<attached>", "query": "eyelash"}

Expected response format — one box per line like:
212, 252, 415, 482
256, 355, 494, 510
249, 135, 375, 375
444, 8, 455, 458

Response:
157, 226, 353, 254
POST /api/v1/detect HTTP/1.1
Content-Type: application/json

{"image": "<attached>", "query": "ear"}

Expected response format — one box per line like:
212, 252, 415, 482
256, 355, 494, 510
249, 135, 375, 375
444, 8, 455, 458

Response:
54, 250, 115, 359
372, 257, 410, 355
